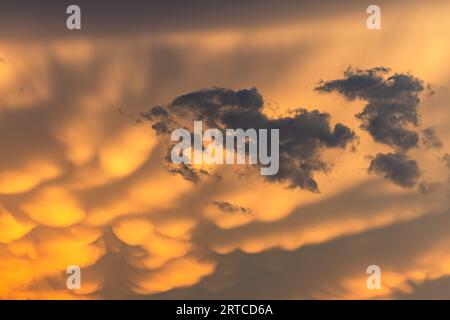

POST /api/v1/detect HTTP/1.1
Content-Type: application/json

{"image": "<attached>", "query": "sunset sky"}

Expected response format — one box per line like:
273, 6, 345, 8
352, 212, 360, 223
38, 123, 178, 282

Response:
1, 0, 450, 299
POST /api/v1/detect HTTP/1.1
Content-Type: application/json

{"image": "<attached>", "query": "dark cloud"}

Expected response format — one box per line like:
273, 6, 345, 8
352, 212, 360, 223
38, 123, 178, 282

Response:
421, 128, 443, 150
140, 87, 356, 192
167, 163, 212, 184
206, 201, 252, 215
418, 182, 441, 195
316, 67, 434, 188
368, 153, 421, 188
316, 67, 424, 151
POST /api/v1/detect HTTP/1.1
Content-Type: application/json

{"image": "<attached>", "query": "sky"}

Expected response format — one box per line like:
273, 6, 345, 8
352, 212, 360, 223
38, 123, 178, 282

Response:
0, 0, 450, 299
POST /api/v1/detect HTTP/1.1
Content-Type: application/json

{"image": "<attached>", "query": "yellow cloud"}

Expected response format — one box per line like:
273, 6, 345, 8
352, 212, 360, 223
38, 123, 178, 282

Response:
0, 205, 34, 244
0, 160, 61, 194
0, 226, 104, 298
134, 257, 216, 295
99, 125, 157, 178
20, 187, 85, 227
113, 217, 191, 269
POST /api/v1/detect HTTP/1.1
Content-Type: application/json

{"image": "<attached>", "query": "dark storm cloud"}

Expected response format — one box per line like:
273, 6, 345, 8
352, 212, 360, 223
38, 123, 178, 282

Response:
421, 128, 443, 150
368, 153, 421, 188
316, 67, 425, 151
140, 87, 356, 192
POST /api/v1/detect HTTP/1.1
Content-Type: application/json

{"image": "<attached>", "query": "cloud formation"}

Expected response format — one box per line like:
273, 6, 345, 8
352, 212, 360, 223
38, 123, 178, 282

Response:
368, 153, 421, 188
316, 67, 424, 151
0, 0, 449, 299
422, 128, 443, 150
316, 67, 434, 188
206, 201, 252, 215
140, 87, 356, 192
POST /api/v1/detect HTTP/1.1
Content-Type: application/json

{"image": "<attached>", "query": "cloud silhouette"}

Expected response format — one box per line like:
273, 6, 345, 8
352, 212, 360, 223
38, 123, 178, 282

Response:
422, 128, 443, 150
369, 153, 421, 188
316, 67, 424, 151
206, 201, 252, 215
140, 87, 356, 192
316, 67, 434, 188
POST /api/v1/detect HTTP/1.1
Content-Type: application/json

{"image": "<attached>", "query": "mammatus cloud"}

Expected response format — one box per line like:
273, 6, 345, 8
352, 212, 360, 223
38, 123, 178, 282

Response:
140, 87, 356, 192
0, 1, 449, 299
316, 67, 436, 188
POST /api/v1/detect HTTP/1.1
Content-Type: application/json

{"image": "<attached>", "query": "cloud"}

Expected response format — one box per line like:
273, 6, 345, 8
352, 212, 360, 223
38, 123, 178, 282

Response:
391, 275, 450, 299
421, 128, 443, 150
316, 67, 424, 151
0, 0, 372, 40
205, 201, 252, 215
166, 163, 213, 184
140, 87, 356, 192
147, 203, 450, 299
0, 37, 326, 297
419, 182, 441, 195
197, 178, 447, 256
368, 153, 421, 188
315, 67, 437, 188
0, 7, 448, 299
